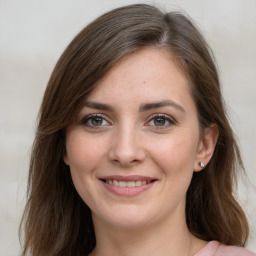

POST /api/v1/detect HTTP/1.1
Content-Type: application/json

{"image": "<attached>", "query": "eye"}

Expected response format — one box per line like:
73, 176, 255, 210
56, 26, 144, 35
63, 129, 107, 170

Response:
81, 114, 110, 128
147, 114, 176, 128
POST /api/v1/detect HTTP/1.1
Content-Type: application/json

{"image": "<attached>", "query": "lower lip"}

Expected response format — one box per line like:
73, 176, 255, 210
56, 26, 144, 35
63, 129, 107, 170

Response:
101, 181, 155, 196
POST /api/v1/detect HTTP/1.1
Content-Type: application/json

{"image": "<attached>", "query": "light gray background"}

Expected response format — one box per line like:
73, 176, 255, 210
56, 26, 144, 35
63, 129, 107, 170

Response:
0, 0, 255, 255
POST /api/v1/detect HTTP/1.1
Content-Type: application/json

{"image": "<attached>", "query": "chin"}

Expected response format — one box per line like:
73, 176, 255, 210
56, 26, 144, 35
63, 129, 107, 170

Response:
93, 205, 155, 229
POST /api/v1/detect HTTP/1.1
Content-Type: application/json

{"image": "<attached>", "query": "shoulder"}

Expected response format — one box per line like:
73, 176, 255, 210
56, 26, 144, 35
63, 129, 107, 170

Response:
217, 243, 256, 256
194, 241, 256, 256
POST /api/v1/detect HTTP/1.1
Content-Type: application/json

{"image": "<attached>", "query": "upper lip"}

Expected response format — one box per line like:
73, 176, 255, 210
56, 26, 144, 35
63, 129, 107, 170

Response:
99, 175, 157, 182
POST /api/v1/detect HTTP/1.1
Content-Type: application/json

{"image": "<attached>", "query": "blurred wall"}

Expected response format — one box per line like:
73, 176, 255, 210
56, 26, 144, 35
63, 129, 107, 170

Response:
0, 0, 255, 255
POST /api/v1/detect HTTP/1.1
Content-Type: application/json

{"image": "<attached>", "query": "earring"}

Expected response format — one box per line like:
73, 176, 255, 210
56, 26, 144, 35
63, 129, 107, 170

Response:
198, 161, 205, 168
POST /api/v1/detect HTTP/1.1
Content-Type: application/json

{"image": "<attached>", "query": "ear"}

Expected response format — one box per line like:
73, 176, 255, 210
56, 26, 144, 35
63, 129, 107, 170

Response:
63, 147, 70, 166
62, 129, 70, 166
63, 154, 70, 166
194, 123, 219, 172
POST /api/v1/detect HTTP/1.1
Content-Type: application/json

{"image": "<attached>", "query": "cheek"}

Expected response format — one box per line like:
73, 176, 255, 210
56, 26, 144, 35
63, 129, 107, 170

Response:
149, 131, 199, 178
65, 132, 106, 205
65, 131, 107, 172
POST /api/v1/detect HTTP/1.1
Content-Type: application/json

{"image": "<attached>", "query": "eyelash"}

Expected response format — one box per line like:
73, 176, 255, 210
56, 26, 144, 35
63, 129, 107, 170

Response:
146, 114, 176, 129
81, 114, 110, 128
80, 113, 176, 129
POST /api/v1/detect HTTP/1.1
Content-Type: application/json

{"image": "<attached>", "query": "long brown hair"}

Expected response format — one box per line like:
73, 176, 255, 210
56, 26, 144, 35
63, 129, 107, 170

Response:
20, 4, 249, 255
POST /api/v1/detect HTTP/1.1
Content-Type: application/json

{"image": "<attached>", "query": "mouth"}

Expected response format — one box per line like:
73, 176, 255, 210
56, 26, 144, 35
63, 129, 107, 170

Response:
99, 175, 157, 195
101, 179, 153, 187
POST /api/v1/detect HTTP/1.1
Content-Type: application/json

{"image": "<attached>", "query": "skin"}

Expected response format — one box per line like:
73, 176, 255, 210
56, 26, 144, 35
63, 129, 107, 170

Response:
64, 48, 218, 256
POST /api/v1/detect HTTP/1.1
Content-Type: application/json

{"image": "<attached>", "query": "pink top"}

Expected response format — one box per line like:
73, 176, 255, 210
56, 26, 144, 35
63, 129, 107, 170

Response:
195, 241, 256, 256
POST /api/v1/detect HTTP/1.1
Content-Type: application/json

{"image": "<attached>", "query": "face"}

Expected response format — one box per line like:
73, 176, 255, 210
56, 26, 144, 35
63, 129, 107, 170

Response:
64, 48, 213, 230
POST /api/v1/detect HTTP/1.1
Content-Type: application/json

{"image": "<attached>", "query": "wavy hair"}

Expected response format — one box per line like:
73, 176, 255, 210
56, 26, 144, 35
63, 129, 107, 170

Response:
20, 4, 249, 255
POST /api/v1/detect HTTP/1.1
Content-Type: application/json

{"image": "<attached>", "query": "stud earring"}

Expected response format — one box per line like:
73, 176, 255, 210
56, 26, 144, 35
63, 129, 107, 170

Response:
198, 161, 205, 168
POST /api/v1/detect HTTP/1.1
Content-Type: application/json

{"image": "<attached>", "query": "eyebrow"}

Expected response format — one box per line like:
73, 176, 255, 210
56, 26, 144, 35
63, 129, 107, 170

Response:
83, 101, 114, 111
139, 100, 185, 113
83, 100, 185, 113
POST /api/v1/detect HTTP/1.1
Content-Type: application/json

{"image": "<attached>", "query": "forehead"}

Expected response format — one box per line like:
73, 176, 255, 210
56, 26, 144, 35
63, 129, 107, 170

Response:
86, 47, 194, 110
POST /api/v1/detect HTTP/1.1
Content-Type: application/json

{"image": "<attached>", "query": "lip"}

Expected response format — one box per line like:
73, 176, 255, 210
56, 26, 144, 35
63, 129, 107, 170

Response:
100, 175, 155, 181
99, 175, 157, 196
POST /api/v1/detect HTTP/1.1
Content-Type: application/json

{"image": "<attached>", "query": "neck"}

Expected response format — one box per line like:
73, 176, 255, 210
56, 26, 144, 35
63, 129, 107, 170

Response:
90, 207, 205, 256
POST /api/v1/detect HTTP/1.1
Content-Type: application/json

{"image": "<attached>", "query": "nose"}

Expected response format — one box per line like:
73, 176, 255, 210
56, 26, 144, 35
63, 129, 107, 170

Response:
108, 124, 146, 167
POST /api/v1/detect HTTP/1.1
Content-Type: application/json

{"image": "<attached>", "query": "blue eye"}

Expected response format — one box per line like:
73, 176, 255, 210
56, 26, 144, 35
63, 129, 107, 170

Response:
81, 114, 109, 128
147, 115, 175, 128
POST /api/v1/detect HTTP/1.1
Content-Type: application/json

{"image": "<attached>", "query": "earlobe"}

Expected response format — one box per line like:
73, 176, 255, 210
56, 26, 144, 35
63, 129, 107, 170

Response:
63, 140, 70, 166
194, 124, 219, 172
63, 154, 70, 166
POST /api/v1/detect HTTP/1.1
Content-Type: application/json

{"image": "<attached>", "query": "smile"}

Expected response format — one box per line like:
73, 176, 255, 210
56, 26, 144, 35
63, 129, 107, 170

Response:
100, 175, 157, 196
105, 180, 150, 187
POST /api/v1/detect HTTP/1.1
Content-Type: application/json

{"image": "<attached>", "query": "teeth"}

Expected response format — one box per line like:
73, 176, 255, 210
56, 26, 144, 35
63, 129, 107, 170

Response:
135, 180, 141, 186
119, 181, 126, 187
106, 179, 150, 187
127, 181, 135, 187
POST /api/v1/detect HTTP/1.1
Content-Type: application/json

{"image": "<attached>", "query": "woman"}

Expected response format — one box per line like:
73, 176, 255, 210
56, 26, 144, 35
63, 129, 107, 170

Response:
20, 4, 255, 256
